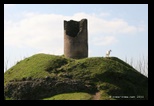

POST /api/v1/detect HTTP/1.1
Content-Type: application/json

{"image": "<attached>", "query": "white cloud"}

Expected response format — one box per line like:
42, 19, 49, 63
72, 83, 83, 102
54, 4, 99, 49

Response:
4, 12, 145, 54
92, 36, 118, 46
89, 18, 137, 35
99, 12, 111, 17
137, 25, 146, 32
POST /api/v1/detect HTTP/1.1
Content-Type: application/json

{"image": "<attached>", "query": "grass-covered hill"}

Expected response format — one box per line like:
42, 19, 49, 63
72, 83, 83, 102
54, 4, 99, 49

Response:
4, 53, 148, 100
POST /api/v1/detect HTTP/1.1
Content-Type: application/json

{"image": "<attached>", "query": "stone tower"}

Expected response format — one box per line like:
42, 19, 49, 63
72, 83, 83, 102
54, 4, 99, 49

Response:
64, 19, 88, 59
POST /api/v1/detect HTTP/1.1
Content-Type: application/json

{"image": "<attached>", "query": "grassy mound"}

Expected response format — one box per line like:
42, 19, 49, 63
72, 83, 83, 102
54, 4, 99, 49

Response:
4, 53, 148, 100
43, 92, 92, 100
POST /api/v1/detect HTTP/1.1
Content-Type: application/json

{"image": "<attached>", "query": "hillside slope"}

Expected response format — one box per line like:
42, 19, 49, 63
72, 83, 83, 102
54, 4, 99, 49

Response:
4, 53, 148, 100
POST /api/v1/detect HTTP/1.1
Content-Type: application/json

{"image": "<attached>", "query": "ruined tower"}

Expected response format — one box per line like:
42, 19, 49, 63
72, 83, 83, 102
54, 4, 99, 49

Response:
64, 19, 88, 59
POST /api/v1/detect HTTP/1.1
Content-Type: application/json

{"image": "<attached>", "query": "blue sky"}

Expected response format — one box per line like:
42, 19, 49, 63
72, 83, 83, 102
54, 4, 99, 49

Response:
4, 4, 148, 74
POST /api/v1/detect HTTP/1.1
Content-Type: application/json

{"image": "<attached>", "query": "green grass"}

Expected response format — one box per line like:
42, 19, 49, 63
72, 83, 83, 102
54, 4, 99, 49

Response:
99, 90, 115, 100
4, 53, 148, 100
43, 92, 92, 100
5, 97, 13, 100
4, 53, 69, 85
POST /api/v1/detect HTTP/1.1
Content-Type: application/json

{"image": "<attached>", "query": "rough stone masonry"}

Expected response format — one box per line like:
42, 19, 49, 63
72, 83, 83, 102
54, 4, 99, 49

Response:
64, 19, 88, 59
